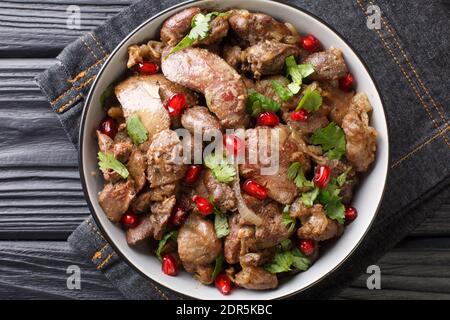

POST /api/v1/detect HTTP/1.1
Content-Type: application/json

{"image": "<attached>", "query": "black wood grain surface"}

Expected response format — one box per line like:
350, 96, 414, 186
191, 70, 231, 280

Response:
0, 1, 448, 300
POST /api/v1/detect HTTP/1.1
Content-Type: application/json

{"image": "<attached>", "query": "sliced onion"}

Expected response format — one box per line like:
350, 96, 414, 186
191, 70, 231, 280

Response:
232, 164, 262, 226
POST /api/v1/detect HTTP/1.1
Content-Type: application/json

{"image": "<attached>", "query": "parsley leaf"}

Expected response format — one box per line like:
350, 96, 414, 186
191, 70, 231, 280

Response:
302, 186, 320, 207
170, 12, 227, 55
265, 251, 293, 273
212, 253, 224, 280
97, 152, 129, 179
126, 114, 148, 145
271, 80, 293, 101
337, 167, 352, 187
282, 205, 296, 233
285, 56, 315, 94
156, 230, 178, 261
214, 210, 230, 238
311, 122, 346, 160
291, 248, 311, 271
287, 162, 314, 189
297, 88, 323, 112
318, 181, 345, 224
265, 240, 311, 274
204, 153, 236, 183
247, 90, 281, 116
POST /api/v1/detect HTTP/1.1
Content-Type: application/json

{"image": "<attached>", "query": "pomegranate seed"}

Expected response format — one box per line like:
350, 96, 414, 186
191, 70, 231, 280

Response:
161, 253, 178, 276
170, 205, 188, 226
121, 212, 139, 229
184, 165, 202, 185
257, 111, 280, 127
223, 134, 243, 156
290, 110, 309, 122
313, 165, 331, 188
299, 239, 315, 256
301, 34, 321, 53
345, 206, 358, 223
137, 61, 159, 75
192, 195, 214, 216
165, 93, 187, 117
339, 73, 354, 92
242, 179, 268, 200
99, 117, 117, 139
215, 273, 232, 295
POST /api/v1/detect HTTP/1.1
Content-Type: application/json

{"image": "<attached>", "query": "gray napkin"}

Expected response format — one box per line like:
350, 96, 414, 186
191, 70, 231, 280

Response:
36, 0, 450, 299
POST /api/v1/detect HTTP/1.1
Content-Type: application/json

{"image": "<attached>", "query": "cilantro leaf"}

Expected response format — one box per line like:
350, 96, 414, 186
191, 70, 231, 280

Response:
265, 240, 311, 274
214, 210, 230, 238
318, 182, 345, 224
302, 186, 320, 207
170, 12, 227, 55
97, 152, 129, 179
282, 205, 296, 233
311, 122, 346, 160
285, 56, 315, 94
212, 253, 224, 280
204, 153, 236, 183
291, 248, 311, 271
156, 230, 178, 261
265, 251, 293, 273
100, 84, 114, 107
287, 162, 314, 189
247, 90, 281, 116
337, 167, 352, 187
271, 80, 293, 101
297, 88, 323, 112
126, 114, 148, 145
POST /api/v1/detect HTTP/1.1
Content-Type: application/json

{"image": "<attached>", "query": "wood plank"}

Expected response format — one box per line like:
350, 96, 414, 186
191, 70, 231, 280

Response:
0, 0, 134, 57
0, 238, 449, 300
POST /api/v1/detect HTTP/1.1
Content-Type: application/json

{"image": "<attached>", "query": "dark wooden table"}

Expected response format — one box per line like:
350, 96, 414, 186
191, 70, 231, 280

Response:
0, 0, 449, 300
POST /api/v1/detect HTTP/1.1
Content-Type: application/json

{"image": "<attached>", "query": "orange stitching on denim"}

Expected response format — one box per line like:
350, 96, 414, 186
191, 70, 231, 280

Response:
391, 125, 449, 168
89, 32, 108, 56
87, 218, 106, 240
149, 281, 169, 300
97, 252, 115, 270
370, 0, 448, 125
56, 75, 97, 113
81, 37, 99, 60
69, 56, 108, 84
356, 0, 450, 148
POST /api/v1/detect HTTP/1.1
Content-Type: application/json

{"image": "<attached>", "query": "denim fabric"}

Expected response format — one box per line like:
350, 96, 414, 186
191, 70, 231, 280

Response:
37, 0, 449, 299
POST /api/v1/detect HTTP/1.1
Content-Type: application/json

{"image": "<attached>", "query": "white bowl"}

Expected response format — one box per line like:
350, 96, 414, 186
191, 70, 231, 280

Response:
80, 0, 389, 300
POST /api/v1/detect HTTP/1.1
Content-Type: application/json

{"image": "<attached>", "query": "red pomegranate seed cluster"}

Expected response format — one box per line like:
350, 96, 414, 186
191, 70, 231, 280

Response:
99, 117, 117, 139
223, 134, 243, 156
257, 111, 280, 127
313, 165, 331, 189
215, 273, 232, 295
301, 34, 321, 53
242, 179, 268, 200
192, 195, 214, 216
184, 165, 202, 185
161, 253, 178, 276
299, 239, 316, 256
290, 110, 309, 122
137, 62, 159, 75
345, 206, 358, 223
339, 73, 354, 92
165, 93, 187, 117
121, 211, 139, 229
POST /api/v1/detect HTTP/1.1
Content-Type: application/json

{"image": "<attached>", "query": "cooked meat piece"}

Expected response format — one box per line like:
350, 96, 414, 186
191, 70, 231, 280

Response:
342, 93, 377, 172
254, 76, 300, 111
148, 183, 178, 202
126, 195, 176, 244
322, 82, 355, 126
291, 201, 343, 241
127, 40, 164, 68
326, 159, 359, 204
223, 44, 243, 70
184, 264, 215, 285
146, 129, 187, 188
160, 7, 229, 47
240, 248, 275, 267
160, 7, 201, 46
97, 130, 114, 153
203, 169, 236, 212
113, 125, 134, 163
177, 213, 222, 277
130, 190, 152, 213
157, 76, 199, 111
224, 214, 242, 264
228, 9, 292, 45
98, 180, 136, 222
161, 47, 249, 129
181, 106, 222, 136
127, 148, 146, 192
239, 126, 311, 204
234, 266, 278, 290
243, 40, 301, 79
254, 201, 293, 249
303, 47, 348, 81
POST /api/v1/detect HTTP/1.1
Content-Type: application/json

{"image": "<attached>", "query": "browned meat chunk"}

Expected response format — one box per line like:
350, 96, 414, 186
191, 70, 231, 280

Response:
146, 129, 187, 188
162, 47, 249, 128
243, 40, 301, 79
98, 180, 136, 222
322, 83, 355, 126
126, 195, 176, 244
130, 190, 152, 213
291, 201, 343, 241
203, 169, 236, 212
127, 148, 146, 192
223, 44, 243, 70
240, 248, 275, 267
303, 48, 348, 81
234, 266, 278, 290
342, 93, 377, 172
97, 130, 114, 153
177, 213, 222, 279
228, 9, 292, 45
160, 7, 229, 47
149, 183, 178, 202
127, 40, 164, 68
239, 126, 311, 204
181, 106, 222, 135
224, 214, 242, 264
160, 7, 201, 46
327, 159, 359, 204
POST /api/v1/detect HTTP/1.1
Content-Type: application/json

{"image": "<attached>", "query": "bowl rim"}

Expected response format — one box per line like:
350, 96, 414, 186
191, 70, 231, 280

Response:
79, 0, 390, 300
